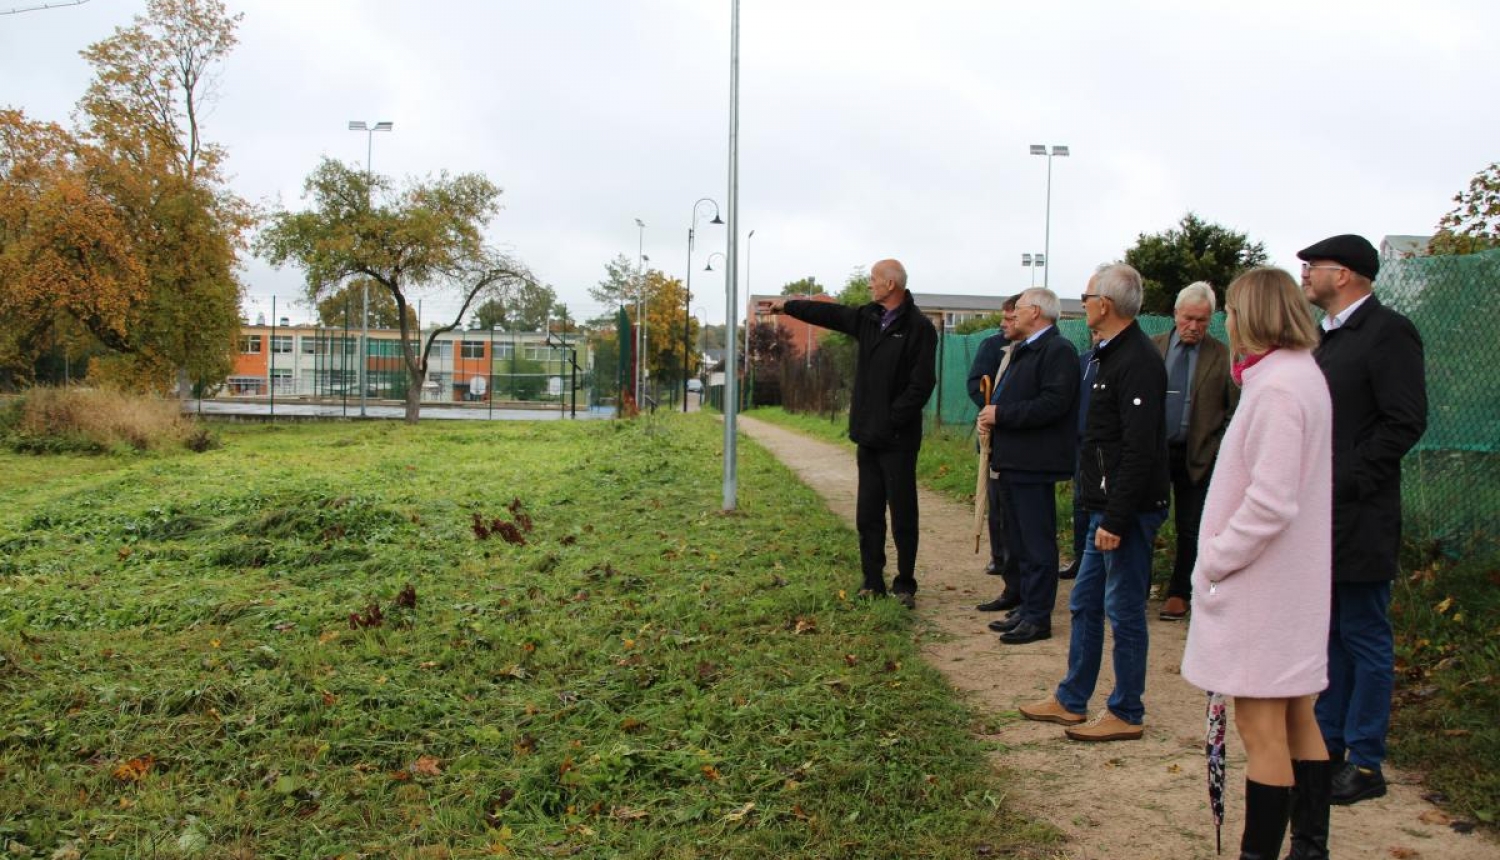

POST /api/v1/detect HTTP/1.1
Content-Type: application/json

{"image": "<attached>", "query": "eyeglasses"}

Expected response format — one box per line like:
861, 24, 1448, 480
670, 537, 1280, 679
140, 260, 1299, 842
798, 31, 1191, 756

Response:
1301, 263, 1347, 275
1079, 293, 1102, 303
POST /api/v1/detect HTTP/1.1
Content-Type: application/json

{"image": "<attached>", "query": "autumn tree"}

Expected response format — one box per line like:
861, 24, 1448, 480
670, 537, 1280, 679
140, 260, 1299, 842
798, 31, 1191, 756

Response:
257, 158, 534, 423
316, 279, 418, 330
587, 255, 695, 393
471, 280, 557, 331
1123, 213, 1267, 315
0, 0, 249, 392
1429, 162, 1500, 255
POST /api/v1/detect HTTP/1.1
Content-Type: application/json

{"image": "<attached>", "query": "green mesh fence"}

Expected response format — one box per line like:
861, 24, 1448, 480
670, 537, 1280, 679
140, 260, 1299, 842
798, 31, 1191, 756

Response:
927, 250, 1500, 554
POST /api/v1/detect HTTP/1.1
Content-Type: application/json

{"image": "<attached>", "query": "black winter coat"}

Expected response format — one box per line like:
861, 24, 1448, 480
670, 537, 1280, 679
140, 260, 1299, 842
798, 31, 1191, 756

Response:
1314, 295, 1427, 584
967, 332, 1009, 408
1077, 320, 1170, 535
785, 292, 937, 451
988, 326, 1079, 481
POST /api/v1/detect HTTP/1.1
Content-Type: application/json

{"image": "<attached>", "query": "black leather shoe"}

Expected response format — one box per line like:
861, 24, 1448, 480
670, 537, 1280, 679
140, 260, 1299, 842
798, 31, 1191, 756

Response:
987, 611, 1023, 633
975, 592, 1021, 612
1330, 762, 1386, 805
983, 560, 1005, 576
1059, 560, 1079, 580
999, 620, 1051, 644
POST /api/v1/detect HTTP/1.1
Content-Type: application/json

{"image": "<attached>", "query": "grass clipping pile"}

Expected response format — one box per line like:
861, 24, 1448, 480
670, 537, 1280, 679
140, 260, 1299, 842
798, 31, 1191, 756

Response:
2, 387, 214, 454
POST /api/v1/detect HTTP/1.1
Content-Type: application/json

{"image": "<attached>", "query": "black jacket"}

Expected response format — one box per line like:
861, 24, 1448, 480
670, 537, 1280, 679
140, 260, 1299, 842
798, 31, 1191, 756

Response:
967, 332, 1009, 408
988, 326, 1079, 482
1314, 295, 1427, 584
785, 292, 937, 450
1077, 320, 1170, 535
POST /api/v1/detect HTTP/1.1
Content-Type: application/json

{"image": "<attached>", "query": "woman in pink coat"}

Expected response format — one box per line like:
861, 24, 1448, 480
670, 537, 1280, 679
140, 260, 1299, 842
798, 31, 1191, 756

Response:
1181, 267, 1334, 860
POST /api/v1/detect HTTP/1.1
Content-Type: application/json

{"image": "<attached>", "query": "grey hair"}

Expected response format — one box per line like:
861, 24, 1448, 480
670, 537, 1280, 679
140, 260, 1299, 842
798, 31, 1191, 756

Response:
1091, 263, 1143, 318
1019, 287, 1061, 322
874, 259, 908, 290
1175, 281, 1217, 313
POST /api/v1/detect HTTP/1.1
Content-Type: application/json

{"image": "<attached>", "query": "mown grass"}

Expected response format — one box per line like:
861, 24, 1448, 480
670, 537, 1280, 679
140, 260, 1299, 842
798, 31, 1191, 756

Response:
0, 415, 1053, 859
752, 405, 1500, 829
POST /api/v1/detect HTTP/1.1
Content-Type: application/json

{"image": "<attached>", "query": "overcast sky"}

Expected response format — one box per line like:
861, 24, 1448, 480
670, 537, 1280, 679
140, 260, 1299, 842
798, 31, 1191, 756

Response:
2, 0, 1493, 329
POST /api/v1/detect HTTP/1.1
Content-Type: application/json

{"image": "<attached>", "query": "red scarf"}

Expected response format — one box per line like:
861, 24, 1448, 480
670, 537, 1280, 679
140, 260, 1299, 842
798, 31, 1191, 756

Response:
1231, 347, 1279, 385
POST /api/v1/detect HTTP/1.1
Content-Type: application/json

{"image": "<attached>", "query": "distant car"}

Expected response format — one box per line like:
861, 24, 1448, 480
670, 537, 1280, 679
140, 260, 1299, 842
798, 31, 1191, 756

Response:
687, 378, 704, 393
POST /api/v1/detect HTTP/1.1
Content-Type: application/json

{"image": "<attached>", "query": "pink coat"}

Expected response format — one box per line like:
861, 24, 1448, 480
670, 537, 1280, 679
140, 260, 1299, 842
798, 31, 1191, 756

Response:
1181, 349, 1333, 698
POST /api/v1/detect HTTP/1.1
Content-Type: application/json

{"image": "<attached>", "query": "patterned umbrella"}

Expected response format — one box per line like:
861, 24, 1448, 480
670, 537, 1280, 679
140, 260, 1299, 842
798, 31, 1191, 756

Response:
1206, 691, 1228, 854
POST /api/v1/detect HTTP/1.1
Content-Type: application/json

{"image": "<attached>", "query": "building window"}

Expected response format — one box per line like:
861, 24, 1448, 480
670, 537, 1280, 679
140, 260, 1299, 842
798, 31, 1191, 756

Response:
461, 340, 485, 359
240, 335, 262, 354
271, 335, 293, 354
493, 342, 514, 360
428, 341, 453, 360
525, 345, 553, 361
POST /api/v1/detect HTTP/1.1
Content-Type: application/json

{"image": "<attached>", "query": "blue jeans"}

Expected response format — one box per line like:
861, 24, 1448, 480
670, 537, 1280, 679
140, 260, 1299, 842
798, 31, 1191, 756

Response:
1315, 581, 1394, 770
1055, 509, 1167, 725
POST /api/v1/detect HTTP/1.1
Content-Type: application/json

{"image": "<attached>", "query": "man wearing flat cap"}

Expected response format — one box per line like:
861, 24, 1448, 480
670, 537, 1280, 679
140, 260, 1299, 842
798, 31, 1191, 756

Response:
1299, 234, 1427, 815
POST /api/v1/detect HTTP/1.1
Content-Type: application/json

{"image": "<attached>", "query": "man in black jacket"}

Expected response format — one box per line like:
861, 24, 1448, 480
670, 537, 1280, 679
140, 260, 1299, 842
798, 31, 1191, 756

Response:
967, 295, 1022, 608
977, 288, 1080, 643
1020, 263, 1169, 742
763, 259, 938, 607
1300, 234, 1427, 807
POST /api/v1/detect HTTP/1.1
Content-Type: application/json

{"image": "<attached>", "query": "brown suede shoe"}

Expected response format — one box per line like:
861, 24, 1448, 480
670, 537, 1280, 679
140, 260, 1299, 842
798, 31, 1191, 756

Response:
1159, 596, 1189, 621
1018, 695, 1086, 726
1064, 711, 1144, 742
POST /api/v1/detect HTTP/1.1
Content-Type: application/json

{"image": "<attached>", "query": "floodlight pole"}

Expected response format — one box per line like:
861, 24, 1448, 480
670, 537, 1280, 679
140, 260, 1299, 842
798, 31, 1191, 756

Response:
350, 120, 393, 417
1030, 143, 1068, 290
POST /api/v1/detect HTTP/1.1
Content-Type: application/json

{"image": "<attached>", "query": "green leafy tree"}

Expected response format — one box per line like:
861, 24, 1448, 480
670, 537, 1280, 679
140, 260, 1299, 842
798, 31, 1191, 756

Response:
316, 278, 417, 329
780, 276, 824, 296
471, 280, 557, 331
1123, 213, 1267, 314
257, 158, 533, 424
1429, 162, 1500, 255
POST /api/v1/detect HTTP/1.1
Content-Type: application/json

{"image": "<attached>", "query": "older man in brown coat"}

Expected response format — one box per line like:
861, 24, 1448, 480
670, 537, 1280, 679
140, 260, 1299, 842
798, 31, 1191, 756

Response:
1153, 282, 1237, 621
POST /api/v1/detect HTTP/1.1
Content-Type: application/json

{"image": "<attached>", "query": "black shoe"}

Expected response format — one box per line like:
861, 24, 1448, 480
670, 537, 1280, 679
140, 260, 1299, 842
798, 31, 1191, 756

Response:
893, 591, 916, 609
975, 592, 1021, 612
983, 560, 1004, 576
856, 588, 886, 600
999, 620, 1051, 644
986, 611, 1023, 633
1286, 759, 1332, 859
1059, 560, 1079, 580
1330, 762, 1385, 806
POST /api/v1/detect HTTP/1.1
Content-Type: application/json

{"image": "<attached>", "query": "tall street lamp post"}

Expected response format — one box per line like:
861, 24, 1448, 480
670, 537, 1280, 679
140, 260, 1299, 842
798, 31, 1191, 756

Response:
1021, 252, 1045, 288
683, 198, 723, 413
1029, 143, 1068, 289
349, 120, 393, 417
633, 218, 646, 408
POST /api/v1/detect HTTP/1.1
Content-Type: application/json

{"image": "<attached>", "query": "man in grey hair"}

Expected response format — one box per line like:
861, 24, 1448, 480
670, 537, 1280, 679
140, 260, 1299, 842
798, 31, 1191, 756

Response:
1020, 263, 1170, 742
1153, 282, 1237, 621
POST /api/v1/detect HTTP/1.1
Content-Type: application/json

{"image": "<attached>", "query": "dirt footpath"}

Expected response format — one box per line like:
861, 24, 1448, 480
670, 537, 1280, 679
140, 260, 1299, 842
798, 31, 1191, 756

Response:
738, 416, 1494, 860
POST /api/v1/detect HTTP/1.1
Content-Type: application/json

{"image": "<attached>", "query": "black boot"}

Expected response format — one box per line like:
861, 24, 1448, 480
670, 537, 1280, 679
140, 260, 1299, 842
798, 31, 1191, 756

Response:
1240, 779, 1291, 860
1285, 760, 1332, 859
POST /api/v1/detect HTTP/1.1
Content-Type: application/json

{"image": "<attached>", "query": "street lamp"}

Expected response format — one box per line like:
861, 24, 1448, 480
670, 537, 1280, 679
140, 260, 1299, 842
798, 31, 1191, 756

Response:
349, 120, 393, 417
1029, 143, 1068, 289
683, 198, 723, 413
1021, 252, 1046, 288
633, 218, 646, 411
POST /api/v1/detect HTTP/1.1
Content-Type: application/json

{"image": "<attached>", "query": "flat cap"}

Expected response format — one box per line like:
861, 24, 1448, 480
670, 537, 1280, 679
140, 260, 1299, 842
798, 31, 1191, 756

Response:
1297, 234, 1379, 281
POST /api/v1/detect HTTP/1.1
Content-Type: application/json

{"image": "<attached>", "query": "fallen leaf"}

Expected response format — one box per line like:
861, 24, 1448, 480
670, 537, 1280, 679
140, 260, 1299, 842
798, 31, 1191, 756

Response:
793, 617, 817, 634
1418, 809, 1452, 826
723, 801, 755, 822
1389, 848, 1420, 859
321, 691, 337, 706
1434, 596, 1453, 614
111, 755, 155, 782
410, 756, 442, 776
1442, 728, 1470, 737
701, 764, 721, 781
843, 654, 858, 667
611, 806, 648, 822
1167, 763, 1182, 774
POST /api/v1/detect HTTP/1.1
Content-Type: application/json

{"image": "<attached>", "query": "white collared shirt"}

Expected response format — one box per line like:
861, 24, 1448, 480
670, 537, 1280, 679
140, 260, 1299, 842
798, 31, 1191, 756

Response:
1321, 293, 1373, 332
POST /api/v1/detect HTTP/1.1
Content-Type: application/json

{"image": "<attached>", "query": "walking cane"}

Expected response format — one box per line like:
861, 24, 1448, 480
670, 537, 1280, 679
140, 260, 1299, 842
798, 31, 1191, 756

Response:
973, 375, 992, 553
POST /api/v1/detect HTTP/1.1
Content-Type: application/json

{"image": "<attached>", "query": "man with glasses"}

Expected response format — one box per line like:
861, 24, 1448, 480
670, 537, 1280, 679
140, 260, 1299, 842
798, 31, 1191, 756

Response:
1299, 234, 1427, 806
976, 288, 1079, 643
967, 295, 1024, 611
1020, 264, 1169, 741
1153, 282, 1238, 621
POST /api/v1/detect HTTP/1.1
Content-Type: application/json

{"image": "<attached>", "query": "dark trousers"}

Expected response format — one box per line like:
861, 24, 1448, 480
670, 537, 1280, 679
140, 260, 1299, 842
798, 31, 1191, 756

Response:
987, 475, 1020, 596
1002, 479, 1060, 627
855, 444, 920, 595
1070, 473, 1088, 563
1315, 581, 1394, 769
1165, 444, 1209, 601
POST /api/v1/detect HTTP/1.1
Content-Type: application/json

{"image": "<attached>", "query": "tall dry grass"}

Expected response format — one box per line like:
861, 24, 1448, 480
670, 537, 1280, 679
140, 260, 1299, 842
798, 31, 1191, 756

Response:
4, 387, 194, 453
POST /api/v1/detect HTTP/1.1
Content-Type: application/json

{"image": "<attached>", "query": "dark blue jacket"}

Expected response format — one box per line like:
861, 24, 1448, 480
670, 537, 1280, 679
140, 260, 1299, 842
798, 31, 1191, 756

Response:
785, 291, 937, 451
988, 326, 1080, 482
967, 332, 1009, 408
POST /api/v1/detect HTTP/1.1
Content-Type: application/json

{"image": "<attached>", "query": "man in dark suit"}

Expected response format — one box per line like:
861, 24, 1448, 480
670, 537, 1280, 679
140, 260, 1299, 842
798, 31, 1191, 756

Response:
1153, 282, 1238, 620
764, 259, 938, 608
976, 288, 1080, 643
1301, 234, 1427, 811
966, 295, 1022, 611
